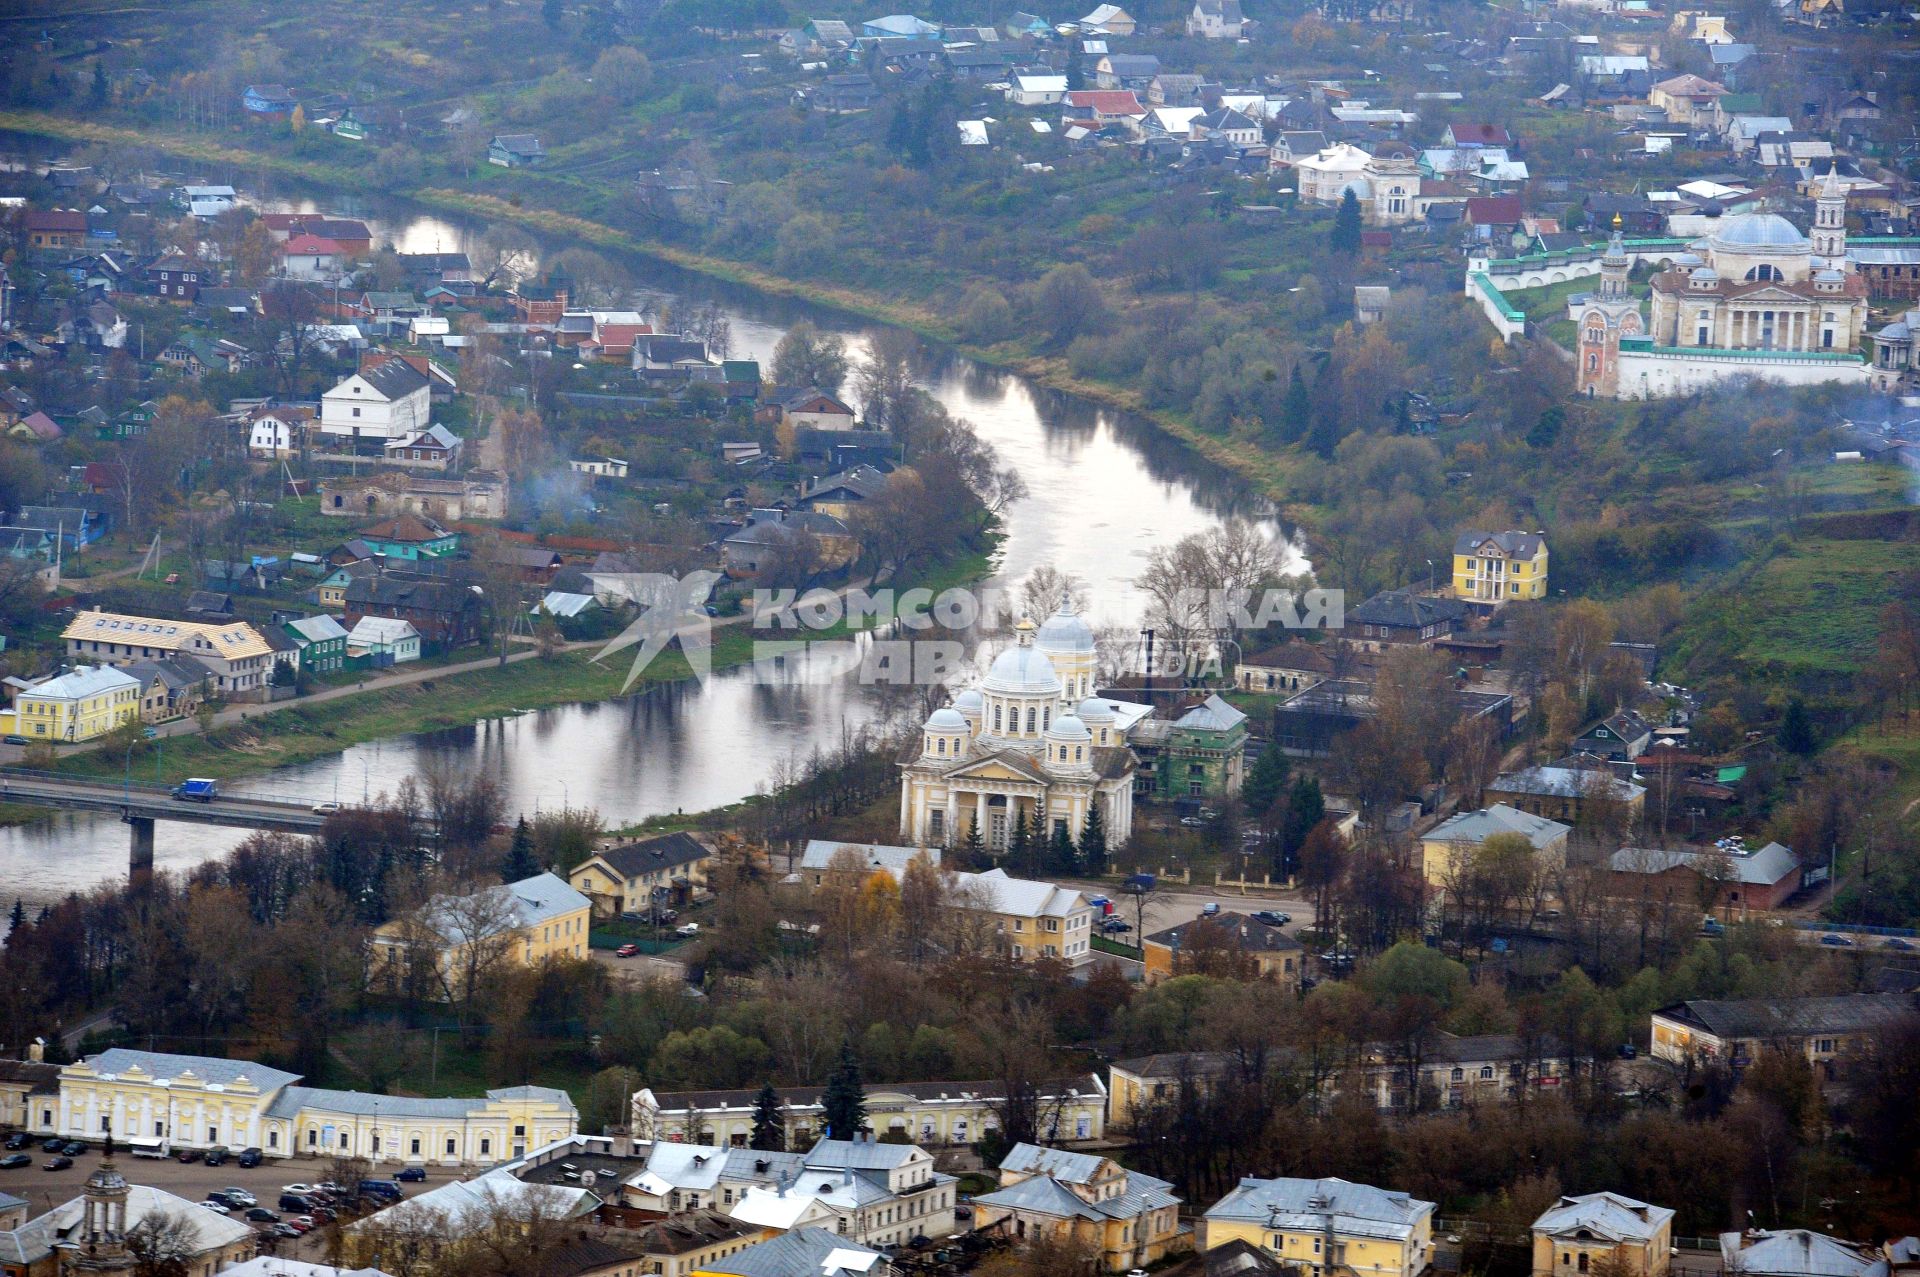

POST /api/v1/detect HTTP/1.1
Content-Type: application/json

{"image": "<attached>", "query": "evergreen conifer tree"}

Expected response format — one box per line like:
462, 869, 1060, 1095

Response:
1779, 697, 1817, 756
749, 1081, 787, 1151
1079, 805, 1108, 876
1007, 804, 1031, 869
501, 817, 541, 882
1331, 188, 1363, 255
962, 815, 986, 869
1280, 365, 1311, 444
822, 1043, 867, 1139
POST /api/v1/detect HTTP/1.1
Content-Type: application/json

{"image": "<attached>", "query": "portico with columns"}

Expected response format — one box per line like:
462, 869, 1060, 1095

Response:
899, 606, 1139, 852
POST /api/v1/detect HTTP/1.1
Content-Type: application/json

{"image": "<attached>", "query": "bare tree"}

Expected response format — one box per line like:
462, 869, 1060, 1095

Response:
125, 1210, 197, 1277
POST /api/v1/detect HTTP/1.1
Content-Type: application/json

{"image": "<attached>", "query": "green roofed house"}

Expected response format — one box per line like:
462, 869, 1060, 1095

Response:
284, 614, 349, 674
722, 359, 762, 400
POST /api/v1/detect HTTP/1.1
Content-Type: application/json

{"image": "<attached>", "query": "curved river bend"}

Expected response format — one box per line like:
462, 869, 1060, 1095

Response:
0, 199, 1296, 906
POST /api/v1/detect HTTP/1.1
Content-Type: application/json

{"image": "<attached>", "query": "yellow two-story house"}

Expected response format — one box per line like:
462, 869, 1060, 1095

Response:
1452, 530, 1548, 606
973, 1142, 1188, 1274
568, 832, 713, 918
370, 872, 592, 998
0, 665, 141, 742
1532, 1192, 1674, 1277
1201, 1176, 1435, 1277
950, 868, 1096, 967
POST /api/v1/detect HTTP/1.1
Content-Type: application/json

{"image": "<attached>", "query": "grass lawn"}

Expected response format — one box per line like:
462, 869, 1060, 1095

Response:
1499, 276, 1648, 351
1678, 535, 1920, 678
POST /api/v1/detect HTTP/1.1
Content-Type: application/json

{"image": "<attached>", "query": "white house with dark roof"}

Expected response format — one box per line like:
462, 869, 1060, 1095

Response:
319, 359, 431, 443
1187, 0, 1247, 37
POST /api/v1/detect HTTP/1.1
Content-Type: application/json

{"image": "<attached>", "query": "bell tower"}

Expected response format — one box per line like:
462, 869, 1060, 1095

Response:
69, 1152, 135, 1273
1813, 164, 1848, 272
1576, 217, 1644, 398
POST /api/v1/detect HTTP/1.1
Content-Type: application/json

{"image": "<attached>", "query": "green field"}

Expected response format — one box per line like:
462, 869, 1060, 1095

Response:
1677, 534, 1920, 677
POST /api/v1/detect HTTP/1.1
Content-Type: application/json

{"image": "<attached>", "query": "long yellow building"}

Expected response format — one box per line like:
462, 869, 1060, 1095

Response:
1201, 1176, 1435, 1277
54, 1049, 576, 1166
1452, 530, 1548, 605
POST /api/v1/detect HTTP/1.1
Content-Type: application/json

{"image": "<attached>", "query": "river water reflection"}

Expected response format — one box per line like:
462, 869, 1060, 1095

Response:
0, 192, 1297, 906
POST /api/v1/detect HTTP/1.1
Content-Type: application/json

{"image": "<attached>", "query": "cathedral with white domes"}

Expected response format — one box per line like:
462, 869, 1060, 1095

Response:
898, 604, 1147, 852
1575, 171, 1873, 399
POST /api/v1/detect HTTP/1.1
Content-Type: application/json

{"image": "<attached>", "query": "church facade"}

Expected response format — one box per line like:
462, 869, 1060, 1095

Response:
898, 607, 1141, 852
1575, 174, 1874, 399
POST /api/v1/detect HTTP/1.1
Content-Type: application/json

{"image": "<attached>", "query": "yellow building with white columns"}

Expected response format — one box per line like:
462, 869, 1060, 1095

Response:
1201, 1176, 1435, 1277
55, 1049, 576, 1166
1452, 530, 1548, 605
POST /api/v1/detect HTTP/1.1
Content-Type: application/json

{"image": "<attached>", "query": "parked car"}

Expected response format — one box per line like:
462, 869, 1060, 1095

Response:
615, 943, 641, 958
203, 1145, 229, 1166
1178, 815, 1206, 827
4, 1133, 28, 1150
222, 1188, 256, 1207
176, 1149, 202, 1163
281, 1184, 317, 1196
199, 1201, 231, 1215
44, 1156, 72, 1170
2, 735, 28, 746
271, 1223, 302, 1238
60, 1142, 86, 1157
675, 922, 700, 937
237, 1148, 263, 1168
396, 1166, 427, 1182
0, 1154, 29, 1169
1251, 910, 1290, 927
279, 1194, 313, 1212
311, 801, 341, 814
40, 1138, 64, 1153
284, 1219, 312, 1234
1820, 934, 1854, 947
309, 1207, 337, 1223
1200, 902, 1221, 917
244, 1208, 278, 1223
1101, 918, 1132, 933
1618, 1043, 1638, 1059
1887, 937, 1916, 952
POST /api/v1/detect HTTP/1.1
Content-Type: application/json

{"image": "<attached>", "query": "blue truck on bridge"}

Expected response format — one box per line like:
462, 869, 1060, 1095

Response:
170, 778, 219, 803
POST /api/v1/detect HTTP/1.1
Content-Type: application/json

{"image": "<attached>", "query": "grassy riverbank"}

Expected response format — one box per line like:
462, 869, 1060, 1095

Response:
0, 110, 1305, 511
25, 537, 999, 799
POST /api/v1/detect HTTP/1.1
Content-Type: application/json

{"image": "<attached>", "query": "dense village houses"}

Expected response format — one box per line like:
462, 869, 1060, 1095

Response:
343, 574, 485, 650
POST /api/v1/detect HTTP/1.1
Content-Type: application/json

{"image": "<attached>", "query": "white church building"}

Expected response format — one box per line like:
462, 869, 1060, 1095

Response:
898, 606, 1145, 851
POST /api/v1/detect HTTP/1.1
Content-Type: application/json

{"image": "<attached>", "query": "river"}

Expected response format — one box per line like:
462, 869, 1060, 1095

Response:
0, 189, 1297, 909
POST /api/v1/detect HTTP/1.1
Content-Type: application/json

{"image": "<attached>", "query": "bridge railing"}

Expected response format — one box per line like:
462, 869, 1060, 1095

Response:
0, 766, 289, 806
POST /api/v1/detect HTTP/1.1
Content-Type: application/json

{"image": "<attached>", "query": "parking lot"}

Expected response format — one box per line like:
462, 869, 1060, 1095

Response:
0, 1142, 471, 1261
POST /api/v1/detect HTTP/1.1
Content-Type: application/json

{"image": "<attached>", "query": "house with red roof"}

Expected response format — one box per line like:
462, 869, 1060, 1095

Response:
1062, 90, 1147, 128
1465, 194, 1525, 237
1443, 123, 1514, 148
280, 233, 347, 280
